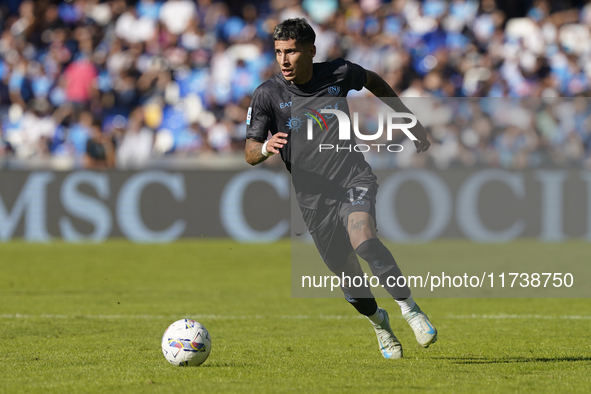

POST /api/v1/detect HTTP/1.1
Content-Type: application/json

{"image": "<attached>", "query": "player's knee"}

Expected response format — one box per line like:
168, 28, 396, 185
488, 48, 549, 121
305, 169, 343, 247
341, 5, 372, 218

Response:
354, 237, 381, 259
355, 237, 399, 273
349, 232, 373, 250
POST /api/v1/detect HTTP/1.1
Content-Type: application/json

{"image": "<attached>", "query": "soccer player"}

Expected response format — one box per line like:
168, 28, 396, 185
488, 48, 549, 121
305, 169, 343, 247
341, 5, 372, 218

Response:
245, 18, 436, 359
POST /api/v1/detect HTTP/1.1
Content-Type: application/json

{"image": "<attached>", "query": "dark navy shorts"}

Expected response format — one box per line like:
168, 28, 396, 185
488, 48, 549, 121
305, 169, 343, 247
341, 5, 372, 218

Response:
301, 181, 378, 275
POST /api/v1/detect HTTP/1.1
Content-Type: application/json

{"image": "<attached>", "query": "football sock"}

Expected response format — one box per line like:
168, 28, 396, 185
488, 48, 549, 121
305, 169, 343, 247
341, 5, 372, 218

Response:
346, 296, 378, 316
355, 237, 411, 300
366, 306, 385, 325
395, 296, 416, 314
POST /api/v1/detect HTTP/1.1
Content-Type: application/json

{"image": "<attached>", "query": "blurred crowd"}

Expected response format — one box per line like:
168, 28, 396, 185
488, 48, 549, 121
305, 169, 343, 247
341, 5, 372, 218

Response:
0, 0, 590, 170
354, 96, 591, 170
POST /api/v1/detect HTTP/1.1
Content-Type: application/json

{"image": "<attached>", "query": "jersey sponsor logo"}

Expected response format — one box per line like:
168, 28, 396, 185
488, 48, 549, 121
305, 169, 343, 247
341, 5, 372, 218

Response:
286, 116, 303, 132
318, 100, 344, 119
246, 107, 252, 125
348, 187, 368, 205
280, 101, 292, 109
303, 101, 344, 128
328, 85, 341, 95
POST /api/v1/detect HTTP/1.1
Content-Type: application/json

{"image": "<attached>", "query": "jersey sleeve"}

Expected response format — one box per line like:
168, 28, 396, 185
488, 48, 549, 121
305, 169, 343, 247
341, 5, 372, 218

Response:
246, 87, 273, 143
345, 60, 367, 91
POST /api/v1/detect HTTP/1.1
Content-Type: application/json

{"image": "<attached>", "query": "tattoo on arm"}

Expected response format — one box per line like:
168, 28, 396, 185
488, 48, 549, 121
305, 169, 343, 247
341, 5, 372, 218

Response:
245, 138, 268, 166
349, 219, 366, 232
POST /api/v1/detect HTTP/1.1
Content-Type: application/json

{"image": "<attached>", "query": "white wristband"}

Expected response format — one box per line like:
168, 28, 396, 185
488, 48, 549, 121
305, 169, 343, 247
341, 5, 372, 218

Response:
262, 140, 274, 157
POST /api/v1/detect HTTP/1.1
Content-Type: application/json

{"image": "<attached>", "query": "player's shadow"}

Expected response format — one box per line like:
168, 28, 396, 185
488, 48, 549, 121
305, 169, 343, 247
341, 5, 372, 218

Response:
435, 356, 591, 364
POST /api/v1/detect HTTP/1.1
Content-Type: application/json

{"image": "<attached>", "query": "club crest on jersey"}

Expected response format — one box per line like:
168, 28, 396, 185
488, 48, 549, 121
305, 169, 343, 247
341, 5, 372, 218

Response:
328, 85, 341, 95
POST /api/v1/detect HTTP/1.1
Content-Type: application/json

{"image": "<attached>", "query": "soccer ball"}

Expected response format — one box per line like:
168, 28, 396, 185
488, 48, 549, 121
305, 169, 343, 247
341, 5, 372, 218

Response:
161, 319, 211, 366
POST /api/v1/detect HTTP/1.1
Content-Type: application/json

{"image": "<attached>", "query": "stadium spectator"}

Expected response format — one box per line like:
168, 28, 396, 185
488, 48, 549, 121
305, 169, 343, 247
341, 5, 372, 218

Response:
116, 107, 154, 169
62, 57, 97, 104
85, 118, 116, 169
0, 0, 590, 169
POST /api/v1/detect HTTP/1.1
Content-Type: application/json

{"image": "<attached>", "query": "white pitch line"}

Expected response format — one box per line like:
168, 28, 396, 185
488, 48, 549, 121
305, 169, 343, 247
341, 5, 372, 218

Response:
446, 314, 591, 320
0, 314, 363, 320
0, 313, 590, 320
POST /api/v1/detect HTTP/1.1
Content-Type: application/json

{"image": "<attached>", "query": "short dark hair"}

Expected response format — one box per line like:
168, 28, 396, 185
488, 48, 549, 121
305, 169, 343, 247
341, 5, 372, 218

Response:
272, 18, 315, 46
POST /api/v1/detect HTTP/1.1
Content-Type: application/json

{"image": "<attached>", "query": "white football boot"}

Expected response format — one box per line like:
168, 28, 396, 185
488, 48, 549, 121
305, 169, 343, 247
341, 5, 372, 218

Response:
403, 303, 437, 348
368, 308, 403, 359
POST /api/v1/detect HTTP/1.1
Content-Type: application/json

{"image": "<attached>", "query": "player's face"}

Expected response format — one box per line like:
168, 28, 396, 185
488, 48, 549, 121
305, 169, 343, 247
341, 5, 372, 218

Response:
275, 39, 315, 85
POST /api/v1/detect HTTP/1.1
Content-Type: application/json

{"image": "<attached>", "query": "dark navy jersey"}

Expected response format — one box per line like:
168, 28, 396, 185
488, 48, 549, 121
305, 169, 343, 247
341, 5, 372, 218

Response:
246, 58, 375, 209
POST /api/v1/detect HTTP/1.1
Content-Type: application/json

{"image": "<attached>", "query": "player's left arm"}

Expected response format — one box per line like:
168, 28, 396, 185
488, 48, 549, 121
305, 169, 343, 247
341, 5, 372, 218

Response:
363, 70, 430, 153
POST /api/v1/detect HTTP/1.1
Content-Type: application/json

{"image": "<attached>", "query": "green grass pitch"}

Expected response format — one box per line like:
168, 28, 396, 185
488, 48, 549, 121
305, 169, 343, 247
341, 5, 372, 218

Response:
0, 240, 590, 393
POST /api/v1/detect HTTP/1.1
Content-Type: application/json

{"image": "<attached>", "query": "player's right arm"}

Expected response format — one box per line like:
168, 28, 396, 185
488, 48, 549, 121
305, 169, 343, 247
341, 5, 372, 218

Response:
245, 86, 288, 166
245, 133, 288, 166
245, 139, 267, 166
364, 69, 430, 153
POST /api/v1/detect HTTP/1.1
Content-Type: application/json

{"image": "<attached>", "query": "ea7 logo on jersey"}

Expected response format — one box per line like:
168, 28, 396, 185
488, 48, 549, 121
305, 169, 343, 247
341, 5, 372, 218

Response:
246, 107, 252, 125
280, 102, 292, 109
348, 186, 367, 205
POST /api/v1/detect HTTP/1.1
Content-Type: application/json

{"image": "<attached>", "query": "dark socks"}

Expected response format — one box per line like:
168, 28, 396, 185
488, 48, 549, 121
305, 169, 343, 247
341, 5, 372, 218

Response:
355, 238, 411, 299
346, 296, 378, 316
